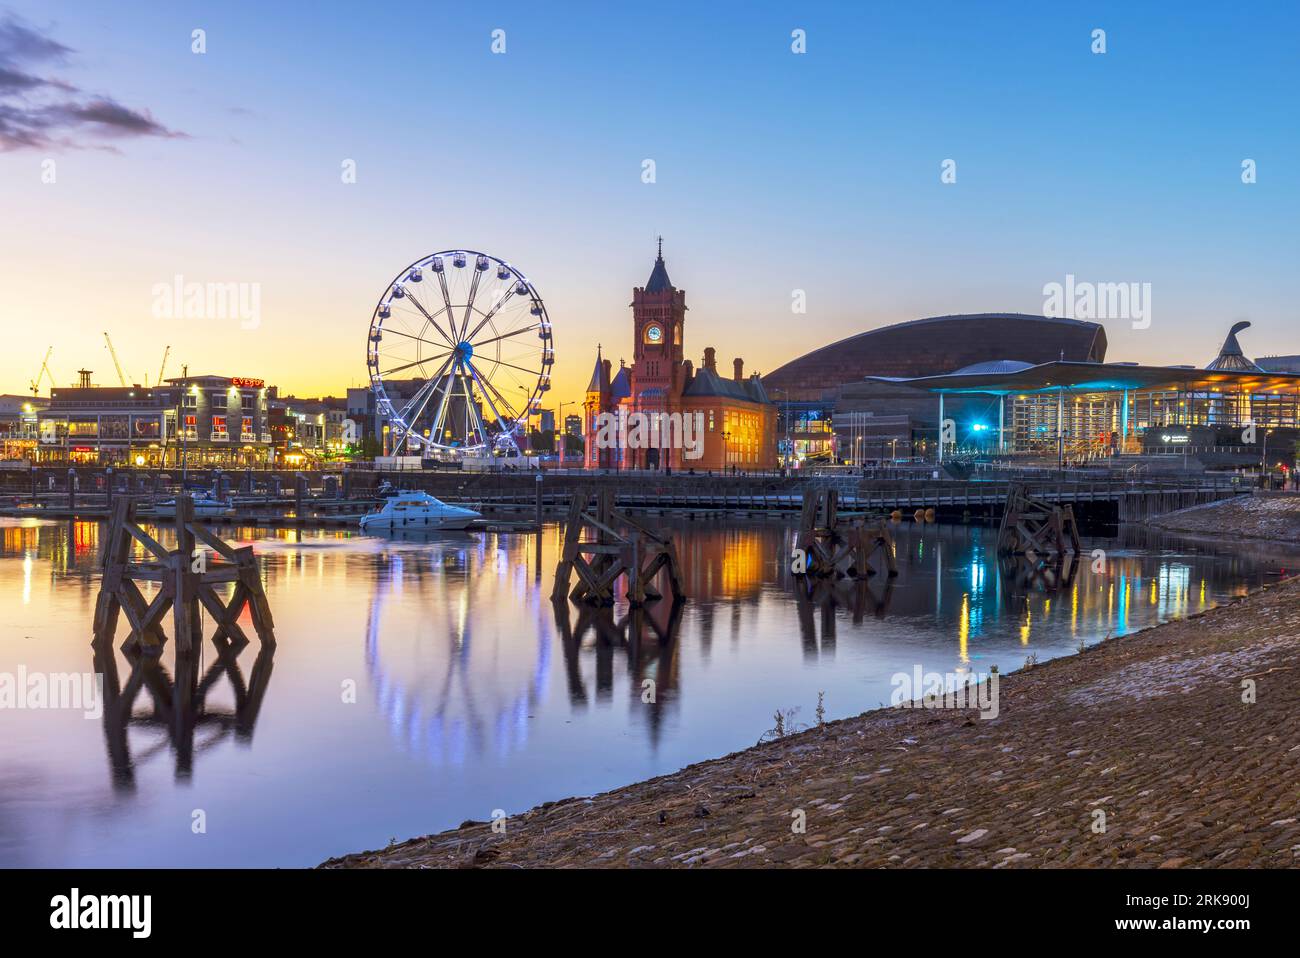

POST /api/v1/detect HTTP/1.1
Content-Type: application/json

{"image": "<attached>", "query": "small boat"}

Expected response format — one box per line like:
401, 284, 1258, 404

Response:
154, 492, 232, 518
359, 491, 481, 532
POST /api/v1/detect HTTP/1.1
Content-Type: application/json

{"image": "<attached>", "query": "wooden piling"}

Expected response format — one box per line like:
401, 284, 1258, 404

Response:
552, 487, 685, 606
92, 494, 275, 653
792, 488, 898, 580
997, 483, 1081, 557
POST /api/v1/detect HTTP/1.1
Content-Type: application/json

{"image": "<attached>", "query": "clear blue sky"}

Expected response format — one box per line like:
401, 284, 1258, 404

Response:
1, 0, 1296, 400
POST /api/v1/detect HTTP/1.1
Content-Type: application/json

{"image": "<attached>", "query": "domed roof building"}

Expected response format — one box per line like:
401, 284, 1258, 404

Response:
761, 313, 1107, 464
763, 313, 1107, 402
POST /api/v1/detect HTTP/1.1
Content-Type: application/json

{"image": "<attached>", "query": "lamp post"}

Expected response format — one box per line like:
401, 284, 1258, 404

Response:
721, 430, 731, 474
557, 399, 575, 461
773, 388, 793, 466
516, 386, 531, 454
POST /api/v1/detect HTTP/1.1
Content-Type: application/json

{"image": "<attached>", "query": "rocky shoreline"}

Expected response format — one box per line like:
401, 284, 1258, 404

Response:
1148, 491, 1300, 543
323, 574, 1300, 869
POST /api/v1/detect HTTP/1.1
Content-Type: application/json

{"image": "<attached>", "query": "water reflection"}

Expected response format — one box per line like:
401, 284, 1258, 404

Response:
998, 554, 1079, 612
552, 597, 684, 744
363, 534, 551, 766
1, 515, 1296, 867
93, 634, 274, 790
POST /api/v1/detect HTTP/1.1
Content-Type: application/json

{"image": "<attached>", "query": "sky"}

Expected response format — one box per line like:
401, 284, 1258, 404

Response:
1, 0, 1297, 410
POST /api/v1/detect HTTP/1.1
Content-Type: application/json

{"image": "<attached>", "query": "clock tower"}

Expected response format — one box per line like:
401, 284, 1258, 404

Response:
630, 237, 686, 394
582, 240, 777, 472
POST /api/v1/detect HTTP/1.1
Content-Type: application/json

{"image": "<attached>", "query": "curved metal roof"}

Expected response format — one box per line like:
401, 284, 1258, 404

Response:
762, 313, 1107, 400
867, 360, 1300, 396
951, 359, 1035, 375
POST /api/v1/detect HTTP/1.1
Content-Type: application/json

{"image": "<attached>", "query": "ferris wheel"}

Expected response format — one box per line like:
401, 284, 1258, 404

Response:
366, 250, 554, 456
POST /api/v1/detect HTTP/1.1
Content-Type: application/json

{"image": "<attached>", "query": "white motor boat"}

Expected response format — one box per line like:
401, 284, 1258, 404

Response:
153, 492, 232, 518
359, 491, 481, 532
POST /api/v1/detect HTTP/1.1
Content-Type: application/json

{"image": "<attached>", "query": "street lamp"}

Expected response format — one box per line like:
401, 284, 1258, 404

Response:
516, 386, 531, 453
557, 398, 575, 460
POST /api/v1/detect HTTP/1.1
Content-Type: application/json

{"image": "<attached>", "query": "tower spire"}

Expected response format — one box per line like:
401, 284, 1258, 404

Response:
645, 238, 672, 293
586, 343, 606, 392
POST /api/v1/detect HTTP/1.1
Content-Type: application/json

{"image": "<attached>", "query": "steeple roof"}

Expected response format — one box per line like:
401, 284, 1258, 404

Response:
585, 345, 604, 392
645, 236, 672, 293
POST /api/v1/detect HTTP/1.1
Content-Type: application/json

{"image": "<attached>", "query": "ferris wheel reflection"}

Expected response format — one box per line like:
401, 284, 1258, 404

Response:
363, 532, 551, 766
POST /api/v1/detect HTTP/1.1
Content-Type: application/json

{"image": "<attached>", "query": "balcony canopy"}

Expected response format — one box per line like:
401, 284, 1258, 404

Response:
867, 360, 1300, 396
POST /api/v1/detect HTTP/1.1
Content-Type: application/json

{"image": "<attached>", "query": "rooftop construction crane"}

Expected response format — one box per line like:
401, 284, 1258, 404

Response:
30, 347, 54, 396
103, 332, 127, 386
156, 345, 170, 389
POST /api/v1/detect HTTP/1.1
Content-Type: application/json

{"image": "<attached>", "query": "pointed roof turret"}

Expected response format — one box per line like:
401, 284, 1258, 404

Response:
645, 236, 672, 293
586, 344, 604, 392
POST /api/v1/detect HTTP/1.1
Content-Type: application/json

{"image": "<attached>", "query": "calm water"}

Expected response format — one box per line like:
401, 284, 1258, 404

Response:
1, 516, 1295, 867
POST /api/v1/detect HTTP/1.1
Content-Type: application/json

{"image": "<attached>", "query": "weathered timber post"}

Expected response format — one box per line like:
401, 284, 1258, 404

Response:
552, 487, 685, 606
793, 488, 897, 580
173, 494, 200, 653
92, 493, 275, 654
997, 483, 1081, 557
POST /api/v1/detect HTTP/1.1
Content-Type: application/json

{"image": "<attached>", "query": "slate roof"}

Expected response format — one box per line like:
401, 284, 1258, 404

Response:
683, 367, 773, 404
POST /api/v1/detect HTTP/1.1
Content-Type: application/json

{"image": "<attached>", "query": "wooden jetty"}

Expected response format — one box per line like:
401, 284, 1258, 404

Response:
551, 489, 685, 606
93, 494, 275, 654
996, 483, 1082, 558
791, 488, 898, 580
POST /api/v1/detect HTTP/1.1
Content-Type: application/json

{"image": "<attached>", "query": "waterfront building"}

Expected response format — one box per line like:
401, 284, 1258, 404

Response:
1257, 355, 1300, 374
346, 386, 379, 441
35, 370, 272, 467
564, 414, 582, 438
268, 395, 349, 462
867, 322, 1300, 469
0, 394, 46, 461
583, 244, 777, 472
763, 314, 1106, 463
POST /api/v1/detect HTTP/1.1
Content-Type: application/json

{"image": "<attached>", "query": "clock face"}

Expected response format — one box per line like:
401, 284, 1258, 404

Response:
646, 325, 663, 343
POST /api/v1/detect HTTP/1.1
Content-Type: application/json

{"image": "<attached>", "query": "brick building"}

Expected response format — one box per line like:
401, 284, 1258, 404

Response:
583, 243, 776, 472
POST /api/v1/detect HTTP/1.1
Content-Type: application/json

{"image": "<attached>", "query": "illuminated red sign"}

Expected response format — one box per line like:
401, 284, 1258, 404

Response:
230, 377, 264, 388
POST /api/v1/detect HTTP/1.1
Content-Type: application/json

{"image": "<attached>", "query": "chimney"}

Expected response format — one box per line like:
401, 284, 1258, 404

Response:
601, 358, 612, 391
703, 347, 717, 372
733, 357, 744, 382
